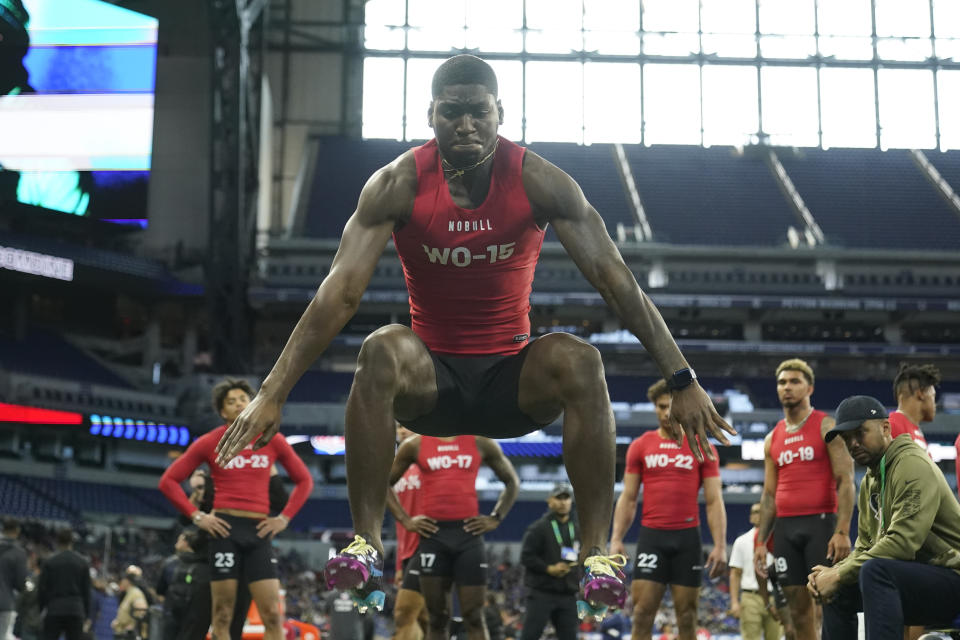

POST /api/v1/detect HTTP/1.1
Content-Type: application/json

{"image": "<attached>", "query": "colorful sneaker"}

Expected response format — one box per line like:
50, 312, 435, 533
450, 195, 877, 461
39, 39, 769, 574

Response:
324, 535, 384, 613
577, 553, 628, 620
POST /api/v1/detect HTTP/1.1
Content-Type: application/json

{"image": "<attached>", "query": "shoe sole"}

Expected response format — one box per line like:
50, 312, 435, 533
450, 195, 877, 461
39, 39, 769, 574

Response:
324, 556, 370, 590
583, 575, 627, 608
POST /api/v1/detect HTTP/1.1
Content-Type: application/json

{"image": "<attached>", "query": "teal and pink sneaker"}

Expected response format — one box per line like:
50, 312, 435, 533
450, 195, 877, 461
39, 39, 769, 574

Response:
324, 535, 385, 614
577, 553, 628, 621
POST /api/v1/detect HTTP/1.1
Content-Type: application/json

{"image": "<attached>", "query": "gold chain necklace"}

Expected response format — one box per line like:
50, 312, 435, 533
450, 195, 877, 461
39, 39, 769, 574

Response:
785, 407, 814, 433
441, 141, 498, 179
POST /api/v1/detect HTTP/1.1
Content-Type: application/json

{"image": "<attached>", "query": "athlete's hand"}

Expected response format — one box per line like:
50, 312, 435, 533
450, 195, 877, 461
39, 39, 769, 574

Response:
754, 546, 769, 579
609, 539, 626, 557
195, 512, 231, 538
826, 532, 851, 564
668, 383, 736, 462
705, 545, 727, 579
215, 395, 284, 466
404, 515, 439, 537
256, 515, 289, 539
463, 515, 499, 535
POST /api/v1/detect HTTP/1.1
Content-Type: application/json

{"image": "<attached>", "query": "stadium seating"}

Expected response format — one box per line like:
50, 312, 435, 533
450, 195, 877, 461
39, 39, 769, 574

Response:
779, 148, 960, 250
9, 475, 174, 517
0, 474, 78, 521
625, 144, 797, 246
0, 329, 131, 388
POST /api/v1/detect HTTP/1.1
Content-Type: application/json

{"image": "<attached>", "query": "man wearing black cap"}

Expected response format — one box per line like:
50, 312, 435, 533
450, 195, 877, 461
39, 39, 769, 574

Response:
807, 395, 960, 638
519, 482, 581, 640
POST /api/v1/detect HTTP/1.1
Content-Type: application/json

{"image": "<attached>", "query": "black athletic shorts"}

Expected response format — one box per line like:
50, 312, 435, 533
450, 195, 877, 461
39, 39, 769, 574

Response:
632, 525, 703, 588
403, 342, 551, 439
413, 520, 487, 586
208, 514, 278, 583
401, 554, 422, 592
772, 512, 836, 586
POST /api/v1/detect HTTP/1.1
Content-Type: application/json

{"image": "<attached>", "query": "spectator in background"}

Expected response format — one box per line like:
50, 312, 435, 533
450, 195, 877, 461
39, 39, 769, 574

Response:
889, 363, 940, 451
519, 483, 580, 640
324, 590, 365, 640
1, 518, 28, 640
484, 593, 505, 640
729, 504, 782, 640
37, 529, 90, 640
111, 567, 148, 639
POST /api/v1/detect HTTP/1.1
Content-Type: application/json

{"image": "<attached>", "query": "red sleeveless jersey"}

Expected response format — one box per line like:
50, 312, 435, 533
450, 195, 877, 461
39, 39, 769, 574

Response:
888, 411, 928, 450
417, 435, 481, 520
392, 136, 545, 356
624, 430, 720, 530
769, 410, 837, 517
393, 463, 423, 572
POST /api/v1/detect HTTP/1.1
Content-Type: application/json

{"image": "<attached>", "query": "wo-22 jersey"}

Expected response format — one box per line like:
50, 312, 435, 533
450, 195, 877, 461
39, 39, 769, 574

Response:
625, 430, 719, 530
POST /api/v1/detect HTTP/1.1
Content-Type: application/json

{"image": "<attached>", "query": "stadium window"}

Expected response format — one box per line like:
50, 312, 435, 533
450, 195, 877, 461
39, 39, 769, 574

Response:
875, 0, 932, 61
362, 57, 404, 140
820, 68, 877, 148
405, 58, 445, 141
701, 0, 757, 58
465, 0, 522, 53
878, 70, 936, 149
485, 60, 523, 143
818, 0, 873, 60
702, 65, 759, 146
525, 62, 583, 143
364, 0, 405, 50
644, 64, 702, 145
758, 0, 816, 58
584, 63, 642, 144
407, 0, 465, 51
583, 0, 640, 55
939, 71, 960, 150
641, 0, 699, 56
525, 0, 582, 54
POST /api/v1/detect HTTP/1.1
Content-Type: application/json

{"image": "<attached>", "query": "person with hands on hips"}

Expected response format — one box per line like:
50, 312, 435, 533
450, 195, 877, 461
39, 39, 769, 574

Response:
519, 483, 581, 640
610, 378, 728, 640
386, 433, 519, 640
158, 378, 314, 640
807, 395, 960, 639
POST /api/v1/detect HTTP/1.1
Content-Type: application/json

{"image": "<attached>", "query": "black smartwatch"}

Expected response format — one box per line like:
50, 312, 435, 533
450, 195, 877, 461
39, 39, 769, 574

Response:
666, 367, 697, 391
490, 509, 503, 521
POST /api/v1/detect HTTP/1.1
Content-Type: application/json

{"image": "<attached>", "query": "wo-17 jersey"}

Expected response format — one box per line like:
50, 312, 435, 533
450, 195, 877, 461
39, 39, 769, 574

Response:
624, 430, 719, 530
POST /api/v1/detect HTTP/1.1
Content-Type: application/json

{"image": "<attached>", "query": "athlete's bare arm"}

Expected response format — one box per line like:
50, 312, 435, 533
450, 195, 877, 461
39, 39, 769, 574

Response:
821, 416, 854, 564
703, 475, 728, 579
386, 436, 438, 537
609, 471, 641, 556
216, 153, 418, 464
464, 436, 519, 535
521, 152, 734, 460
755, 432, 778, 578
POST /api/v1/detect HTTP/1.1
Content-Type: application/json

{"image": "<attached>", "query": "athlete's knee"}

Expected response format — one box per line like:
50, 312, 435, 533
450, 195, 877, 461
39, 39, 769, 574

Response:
394, 600, 422, 627
461, 605, 485, 631
427, 609, 450, 632
632, 600, 657, 628
212, 599, 235, 628
534, 333, 605, 384
675, 604, 697, 632
258, 605, 283, 631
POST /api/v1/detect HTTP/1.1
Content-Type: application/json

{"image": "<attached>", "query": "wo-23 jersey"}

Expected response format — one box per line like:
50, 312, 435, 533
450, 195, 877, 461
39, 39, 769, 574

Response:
625, 430, 720, 530
392, 136, 546, 356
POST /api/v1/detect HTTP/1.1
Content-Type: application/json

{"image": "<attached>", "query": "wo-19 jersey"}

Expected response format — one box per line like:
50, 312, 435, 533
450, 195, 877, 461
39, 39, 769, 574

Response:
417, 435, 481, 521
624, 430, 720, 530
392, 136, 545, 356
769, 410, 836, 517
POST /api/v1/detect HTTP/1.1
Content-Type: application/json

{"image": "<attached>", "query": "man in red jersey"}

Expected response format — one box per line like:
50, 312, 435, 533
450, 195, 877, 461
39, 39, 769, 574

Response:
610, 379, 728, 640
159, 378, 314, 640
393, 423, 430, 640
385, 434, 518, 640
215, 54, 733, 618
889, 362, 940, 451
753, 359, 854, 640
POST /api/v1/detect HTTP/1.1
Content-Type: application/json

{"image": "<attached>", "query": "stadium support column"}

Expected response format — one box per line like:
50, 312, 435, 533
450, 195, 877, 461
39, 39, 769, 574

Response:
207, 0, 267, 373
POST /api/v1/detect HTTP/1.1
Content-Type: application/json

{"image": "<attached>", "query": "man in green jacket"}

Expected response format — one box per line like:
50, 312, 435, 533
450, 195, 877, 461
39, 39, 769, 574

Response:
806, 395, 960, 639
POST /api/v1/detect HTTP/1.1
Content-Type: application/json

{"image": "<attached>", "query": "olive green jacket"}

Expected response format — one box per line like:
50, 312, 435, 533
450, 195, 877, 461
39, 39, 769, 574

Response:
835, 435, 960, 584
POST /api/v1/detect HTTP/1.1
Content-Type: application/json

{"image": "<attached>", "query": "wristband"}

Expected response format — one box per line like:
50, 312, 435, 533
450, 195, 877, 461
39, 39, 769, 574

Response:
490, 509, 503, 522
278, 514, 290, 524
192, 512, 204, 524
